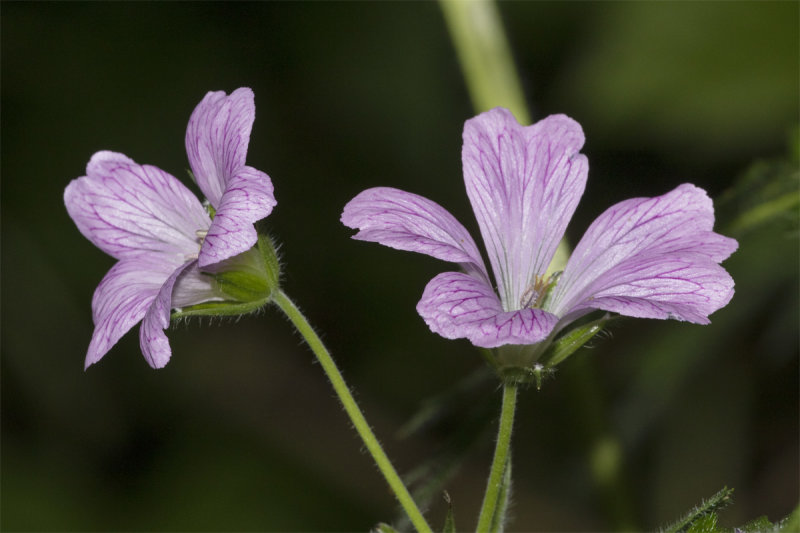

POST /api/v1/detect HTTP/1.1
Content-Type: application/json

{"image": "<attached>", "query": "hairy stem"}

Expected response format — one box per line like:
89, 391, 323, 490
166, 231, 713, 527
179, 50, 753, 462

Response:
476, 383, 518, 532
272, 289, 432, 533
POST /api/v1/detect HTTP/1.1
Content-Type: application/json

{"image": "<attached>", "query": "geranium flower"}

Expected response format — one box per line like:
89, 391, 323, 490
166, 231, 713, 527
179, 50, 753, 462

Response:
65, 88, 275, 369
342, 108, 737, 354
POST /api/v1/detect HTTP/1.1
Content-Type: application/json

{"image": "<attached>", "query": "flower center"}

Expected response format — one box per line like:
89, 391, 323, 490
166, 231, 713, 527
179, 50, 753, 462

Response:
519, 272, 561, 310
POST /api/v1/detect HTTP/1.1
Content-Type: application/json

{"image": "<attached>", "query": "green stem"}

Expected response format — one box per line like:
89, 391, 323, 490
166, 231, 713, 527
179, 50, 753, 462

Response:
476, 383, 518, 532
272, 289, 432, 533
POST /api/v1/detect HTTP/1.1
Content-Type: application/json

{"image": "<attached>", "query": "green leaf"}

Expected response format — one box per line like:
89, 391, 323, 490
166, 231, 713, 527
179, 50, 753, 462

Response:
660, 487, 733, 533
686, 512, 718, 533
737, 515, 776, 532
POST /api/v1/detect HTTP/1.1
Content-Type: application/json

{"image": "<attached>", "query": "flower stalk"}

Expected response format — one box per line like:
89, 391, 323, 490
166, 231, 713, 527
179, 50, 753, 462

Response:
476, 383, 517, 532
271, 289, 432, 533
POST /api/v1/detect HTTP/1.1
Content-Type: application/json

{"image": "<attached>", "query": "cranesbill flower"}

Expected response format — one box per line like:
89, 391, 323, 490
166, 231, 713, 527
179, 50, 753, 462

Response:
65, 88, 275, 369
342, 108, 737, 356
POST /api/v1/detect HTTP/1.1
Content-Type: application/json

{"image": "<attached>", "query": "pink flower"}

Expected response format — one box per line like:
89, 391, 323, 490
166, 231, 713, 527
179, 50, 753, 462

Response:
65, 88, 275, 368
342, 108, 737, 349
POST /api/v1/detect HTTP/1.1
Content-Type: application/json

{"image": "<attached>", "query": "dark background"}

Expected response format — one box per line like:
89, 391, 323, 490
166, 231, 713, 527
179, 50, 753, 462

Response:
2, 2, 798, 531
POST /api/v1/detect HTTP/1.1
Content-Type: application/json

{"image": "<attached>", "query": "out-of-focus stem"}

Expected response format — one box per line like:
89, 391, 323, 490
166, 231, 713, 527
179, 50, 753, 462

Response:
439, 0, 529, 123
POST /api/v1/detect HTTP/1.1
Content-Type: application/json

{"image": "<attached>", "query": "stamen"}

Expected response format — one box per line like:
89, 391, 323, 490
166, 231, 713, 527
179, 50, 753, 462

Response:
519, 272, 562, 309
187, 229, 207, 261
519, 285, 539, 309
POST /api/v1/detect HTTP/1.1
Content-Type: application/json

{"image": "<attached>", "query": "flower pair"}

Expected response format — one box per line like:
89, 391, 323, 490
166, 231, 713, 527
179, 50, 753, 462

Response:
67, 97, 737, 371
65, 88, 275, 369
342, 108, 737, 361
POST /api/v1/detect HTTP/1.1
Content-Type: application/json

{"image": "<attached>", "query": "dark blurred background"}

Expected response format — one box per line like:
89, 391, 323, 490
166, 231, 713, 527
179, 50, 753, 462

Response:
2, 2, 797, 531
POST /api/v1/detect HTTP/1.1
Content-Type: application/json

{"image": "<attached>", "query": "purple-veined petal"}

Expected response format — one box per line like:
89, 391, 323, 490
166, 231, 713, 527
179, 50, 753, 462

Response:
462, 109, 588, 310
139, 260, 198, 369
198, 165, 276, 267
417, 271, 559, 348
65, 151, 210, 261
86, 257, 176, 369
566, 254, 735, 323
549, 184, 738, 322
186, 87, 255, 206
342, 187, 489, 279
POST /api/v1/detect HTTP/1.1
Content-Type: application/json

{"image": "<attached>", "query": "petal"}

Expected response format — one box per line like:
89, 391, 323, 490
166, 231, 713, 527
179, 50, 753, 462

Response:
139, 260, 198, 369
462, 109, 588, 309
549, 184, 738, 322
566, 254, 735, 323
341, 187, 488, 279
171, 262, 225, 307
86, 257, 175, 369
417, 272, 559, 348
65, 151, 210, 261
197, 165, 276, 268
186, 87, 255, 206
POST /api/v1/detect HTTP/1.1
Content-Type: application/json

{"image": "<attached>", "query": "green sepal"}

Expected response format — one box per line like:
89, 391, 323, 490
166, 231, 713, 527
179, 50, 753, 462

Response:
213, 235, 280, 302
256, 233, 281, 293
493, 343, 545, 384
442, 491, 456, 533
539, 314, 613, 369
170, 234, 281, 321
213, 233, 281, 303
485, 314, 611, 387
171, 297, 270, 320
499, 365, 539, 386
215, 270, 270, 302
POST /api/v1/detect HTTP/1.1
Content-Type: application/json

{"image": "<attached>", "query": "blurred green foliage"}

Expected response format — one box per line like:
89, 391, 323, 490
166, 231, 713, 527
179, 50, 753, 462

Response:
2, 2, 797, 531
